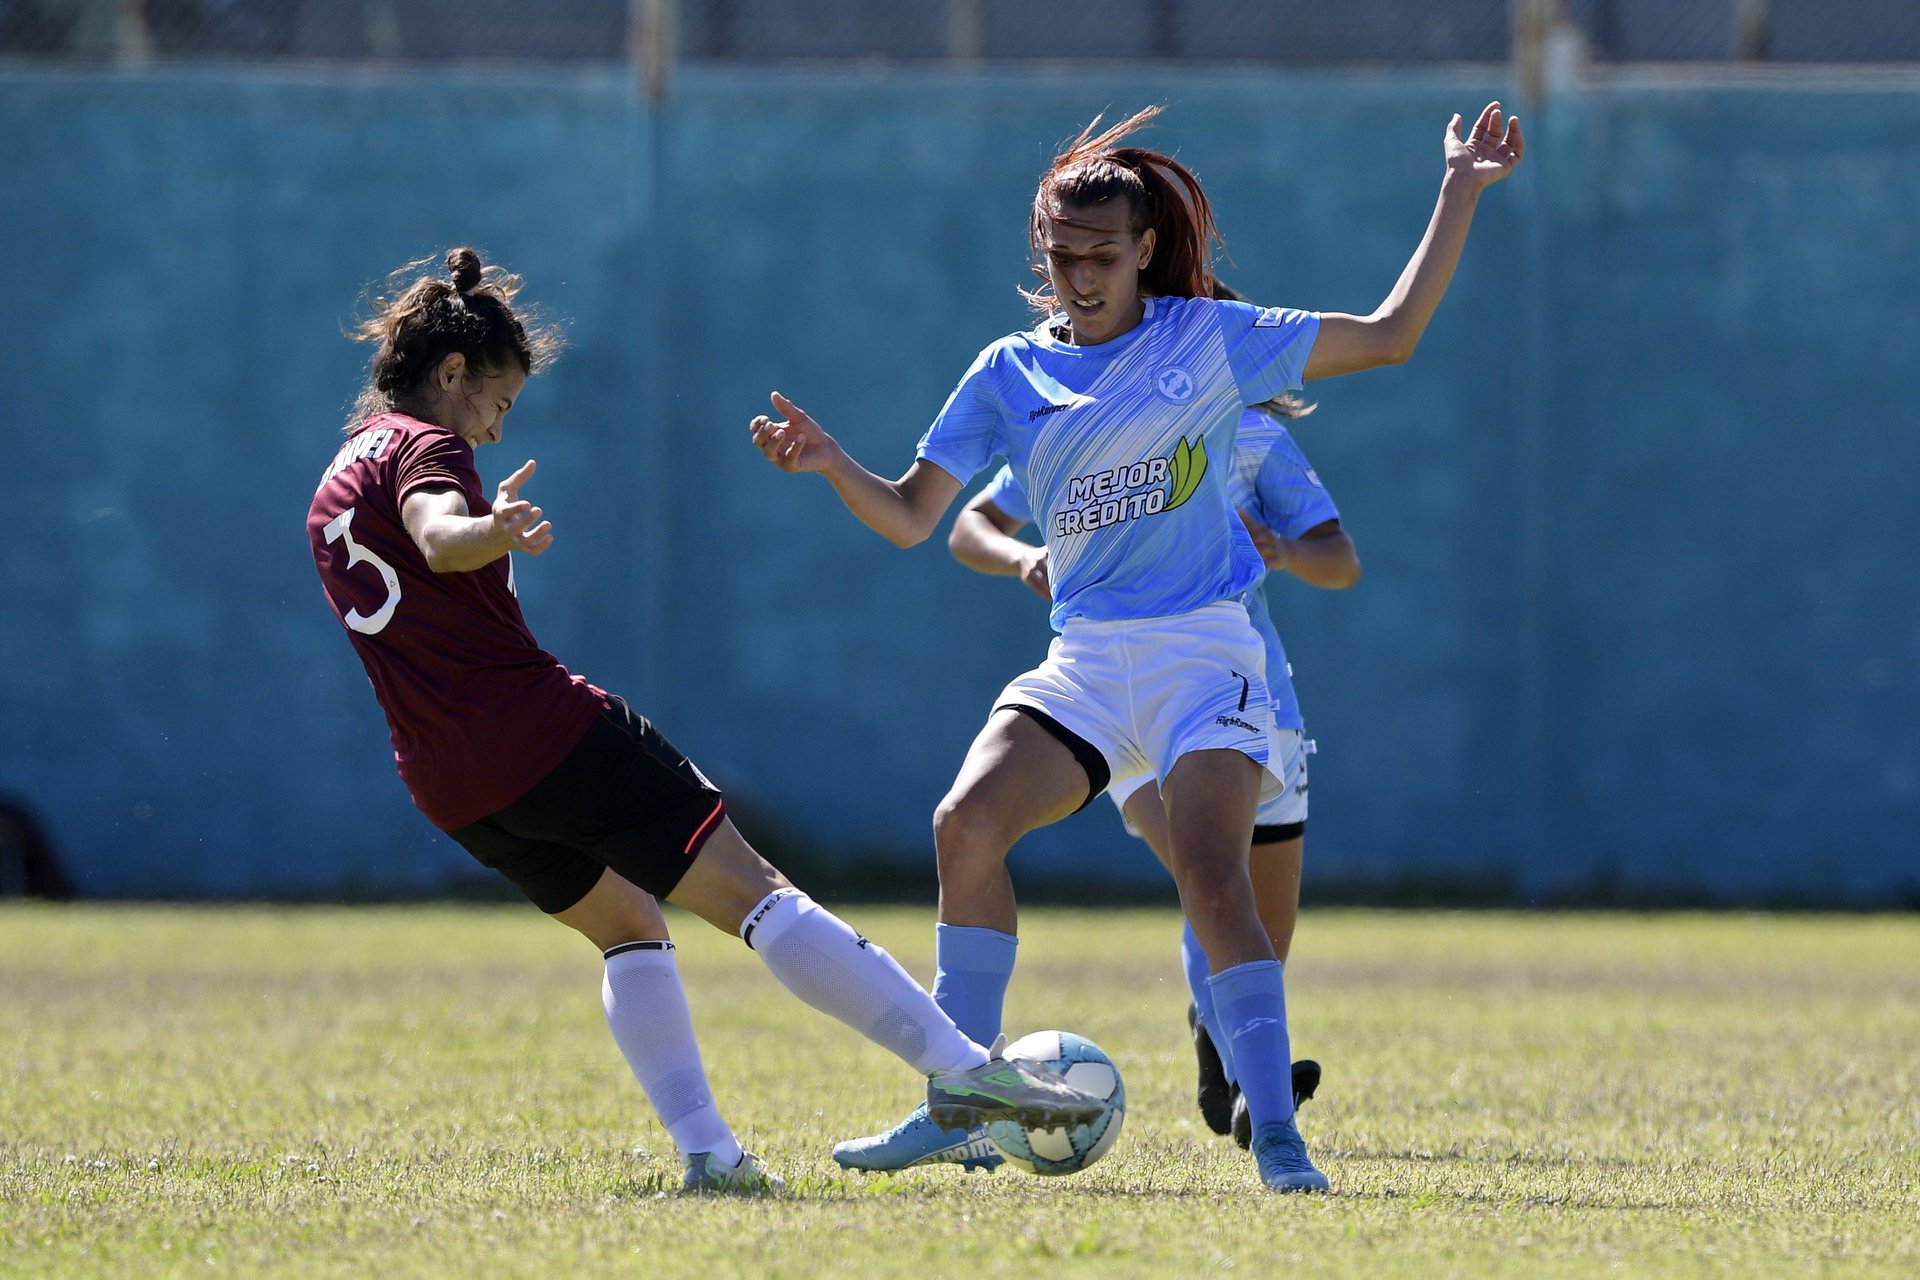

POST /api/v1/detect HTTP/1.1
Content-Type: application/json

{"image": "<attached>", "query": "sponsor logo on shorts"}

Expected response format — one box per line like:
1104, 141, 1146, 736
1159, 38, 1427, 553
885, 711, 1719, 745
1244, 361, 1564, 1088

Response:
1216, 714, 1260, 733
1027, 401, 1073, 422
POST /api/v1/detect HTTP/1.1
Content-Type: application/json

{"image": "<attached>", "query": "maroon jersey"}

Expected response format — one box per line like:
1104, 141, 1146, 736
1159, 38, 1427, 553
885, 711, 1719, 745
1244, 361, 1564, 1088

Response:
307, 413, 607, 829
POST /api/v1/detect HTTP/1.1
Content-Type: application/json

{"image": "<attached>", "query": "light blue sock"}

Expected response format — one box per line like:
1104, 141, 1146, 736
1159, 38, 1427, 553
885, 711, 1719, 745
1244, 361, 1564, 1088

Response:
1207, 959, 1294, 1137
1180, 920, 1236, 1084
931, 923, 1018, 1047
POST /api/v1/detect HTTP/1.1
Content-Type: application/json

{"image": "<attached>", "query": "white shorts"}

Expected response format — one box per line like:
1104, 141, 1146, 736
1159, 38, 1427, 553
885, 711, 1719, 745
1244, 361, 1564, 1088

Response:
1110, 728, 1312, 835
993, 600, 1289, 807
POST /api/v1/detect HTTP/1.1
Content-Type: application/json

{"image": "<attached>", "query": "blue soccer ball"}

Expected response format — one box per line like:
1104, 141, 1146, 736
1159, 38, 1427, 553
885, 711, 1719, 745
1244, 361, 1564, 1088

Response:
985, 1030, 1126, 1175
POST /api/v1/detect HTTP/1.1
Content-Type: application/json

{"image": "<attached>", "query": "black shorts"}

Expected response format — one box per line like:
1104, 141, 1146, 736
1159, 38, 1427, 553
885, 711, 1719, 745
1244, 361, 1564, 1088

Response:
446, 695, 726, 913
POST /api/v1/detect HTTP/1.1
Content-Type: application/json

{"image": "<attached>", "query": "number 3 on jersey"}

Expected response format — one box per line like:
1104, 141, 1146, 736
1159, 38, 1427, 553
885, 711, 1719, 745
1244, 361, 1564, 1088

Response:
323, 507, 401, 634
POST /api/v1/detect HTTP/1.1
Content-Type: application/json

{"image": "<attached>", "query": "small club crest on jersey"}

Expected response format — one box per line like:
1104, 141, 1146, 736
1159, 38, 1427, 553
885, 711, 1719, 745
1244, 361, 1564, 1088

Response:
1154, 366, 1196, 403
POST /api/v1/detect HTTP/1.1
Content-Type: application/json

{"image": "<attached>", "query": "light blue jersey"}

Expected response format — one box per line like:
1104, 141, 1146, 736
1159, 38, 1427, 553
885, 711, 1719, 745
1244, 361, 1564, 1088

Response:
917, 296, 1319, 629
980, 408, 1340, 730
1233, 412, 1341, 730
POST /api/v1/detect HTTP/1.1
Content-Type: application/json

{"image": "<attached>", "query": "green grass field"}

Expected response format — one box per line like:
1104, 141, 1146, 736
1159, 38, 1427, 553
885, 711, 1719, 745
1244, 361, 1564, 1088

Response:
3, 905, 1916, 1278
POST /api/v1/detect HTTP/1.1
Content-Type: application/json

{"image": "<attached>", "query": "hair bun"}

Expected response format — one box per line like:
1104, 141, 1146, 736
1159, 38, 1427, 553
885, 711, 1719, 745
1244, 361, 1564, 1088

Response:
446, 247, 483, 295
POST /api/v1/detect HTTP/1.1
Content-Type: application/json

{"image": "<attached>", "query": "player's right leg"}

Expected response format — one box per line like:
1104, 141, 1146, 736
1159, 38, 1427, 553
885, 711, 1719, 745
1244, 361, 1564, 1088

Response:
551, 868, 782, 1194
833, 707, 1099, 1172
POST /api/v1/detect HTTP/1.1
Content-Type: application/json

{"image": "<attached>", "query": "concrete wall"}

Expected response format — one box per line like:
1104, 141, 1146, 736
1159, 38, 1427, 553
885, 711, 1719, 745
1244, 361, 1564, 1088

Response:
3, 64, 1915, 904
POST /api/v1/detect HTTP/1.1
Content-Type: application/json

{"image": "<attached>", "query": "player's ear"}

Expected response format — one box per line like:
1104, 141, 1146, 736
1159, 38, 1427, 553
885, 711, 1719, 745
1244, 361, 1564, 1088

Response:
435, 351, 468, 391
1137, 226, 1156, 271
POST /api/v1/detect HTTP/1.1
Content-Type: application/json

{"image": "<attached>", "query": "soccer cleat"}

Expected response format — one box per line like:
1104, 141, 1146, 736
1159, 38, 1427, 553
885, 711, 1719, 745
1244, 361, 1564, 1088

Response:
1189, 1002, 1234, 1134
1252, 1121, 1330, 1194
1292, 1058, 1322, 1109
924, 1035, 1107, 1132
1231, 1059, 1322, 1149
679, 1149, 784, 1194
830, 1102, 1005, 1173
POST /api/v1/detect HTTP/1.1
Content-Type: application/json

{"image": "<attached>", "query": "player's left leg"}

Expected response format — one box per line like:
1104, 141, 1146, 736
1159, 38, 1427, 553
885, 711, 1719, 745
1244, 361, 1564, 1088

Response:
1228, 830, 1318, 1147
667, 820, 985, 1076
1120, 782, 1234, 1132
1162, 749, 1327, 1193
1120, 782, 1319, 1135
1208, 726, 1318, 1144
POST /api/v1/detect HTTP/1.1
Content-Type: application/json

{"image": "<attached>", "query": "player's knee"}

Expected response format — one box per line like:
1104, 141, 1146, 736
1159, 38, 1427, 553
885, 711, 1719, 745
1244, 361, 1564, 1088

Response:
666, 820, 794, 932
1176, 868, 1252, 924
932, 795, 1011, 870
589, 906, 666, 953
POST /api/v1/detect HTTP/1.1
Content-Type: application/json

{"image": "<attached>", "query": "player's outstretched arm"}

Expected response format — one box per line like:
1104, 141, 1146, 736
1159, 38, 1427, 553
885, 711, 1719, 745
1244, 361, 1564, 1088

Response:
749, 391, 961, 547
949, 490, 1050, 600
1305, 102, 1524, 381
402, 458, 554, 572
1239, 513, 1361, 589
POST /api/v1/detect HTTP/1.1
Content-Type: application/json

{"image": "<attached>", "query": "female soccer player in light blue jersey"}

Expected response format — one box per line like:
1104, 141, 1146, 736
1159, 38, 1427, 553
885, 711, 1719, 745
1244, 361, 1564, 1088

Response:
950, 394, 1359, 1152
752, 101, 1523, 1192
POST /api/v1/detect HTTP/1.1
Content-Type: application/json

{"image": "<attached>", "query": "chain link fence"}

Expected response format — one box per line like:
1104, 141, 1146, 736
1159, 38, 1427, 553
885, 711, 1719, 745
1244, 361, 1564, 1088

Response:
4, 1, 1917, 67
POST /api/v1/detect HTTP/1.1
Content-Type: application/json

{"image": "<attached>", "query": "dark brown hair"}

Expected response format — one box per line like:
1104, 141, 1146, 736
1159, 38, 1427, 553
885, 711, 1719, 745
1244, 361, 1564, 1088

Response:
344, 247, 561, 433
1026, 105, 1223, 313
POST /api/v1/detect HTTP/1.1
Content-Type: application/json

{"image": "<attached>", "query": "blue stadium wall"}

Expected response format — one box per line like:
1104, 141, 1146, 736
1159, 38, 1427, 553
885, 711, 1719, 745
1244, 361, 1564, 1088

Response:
3, 65, 1916, 904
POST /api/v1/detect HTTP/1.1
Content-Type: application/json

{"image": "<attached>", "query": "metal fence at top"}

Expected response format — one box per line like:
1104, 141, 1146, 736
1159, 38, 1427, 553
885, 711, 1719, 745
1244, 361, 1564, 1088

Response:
3, 2, 1918, 72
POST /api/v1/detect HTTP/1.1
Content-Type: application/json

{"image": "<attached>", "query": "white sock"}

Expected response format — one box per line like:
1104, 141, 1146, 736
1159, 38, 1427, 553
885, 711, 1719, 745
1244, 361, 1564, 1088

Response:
601, 941, 742, 1164
741, 889, 989, 1077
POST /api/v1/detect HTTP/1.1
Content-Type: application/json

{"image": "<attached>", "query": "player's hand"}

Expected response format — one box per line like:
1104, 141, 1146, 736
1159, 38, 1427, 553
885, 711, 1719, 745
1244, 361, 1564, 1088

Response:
750, 392, 841, 475
1445, 101, 1524, 189
1015, 545, 1051, 600
492, 459, 554, 556
1239, 509, 1290, 572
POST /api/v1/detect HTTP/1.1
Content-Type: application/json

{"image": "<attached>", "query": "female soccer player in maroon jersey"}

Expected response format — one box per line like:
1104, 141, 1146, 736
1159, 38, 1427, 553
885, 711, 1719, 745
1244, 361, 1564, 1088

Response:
307, 248, 1101, 1194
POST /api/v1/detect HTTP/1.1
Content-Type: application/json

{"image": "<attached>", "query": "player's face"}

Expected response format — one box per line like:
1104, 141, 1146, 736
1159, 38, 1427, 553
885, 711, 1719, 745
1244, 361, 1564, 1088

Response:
437, 358, 528, 448
1041, 201, 1156, 345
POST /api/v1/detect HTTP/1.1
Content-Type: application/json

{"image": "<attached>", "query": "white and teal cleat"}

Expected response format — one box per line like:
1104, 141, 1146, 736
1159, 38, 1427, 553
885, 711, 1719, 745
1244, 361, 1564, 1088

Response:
831, 1102, 1005, 1173
679, 1149, 785, 1194
1251, 1122, 1330, 1194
